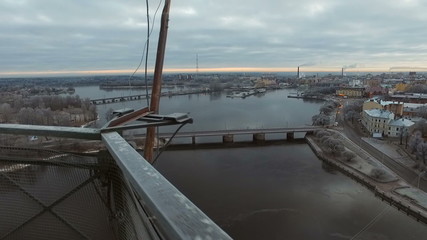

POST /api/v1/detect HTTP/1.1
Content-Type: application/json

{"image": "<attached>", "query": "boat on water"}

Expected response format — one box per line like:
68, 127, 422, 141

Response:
256, 88, 266, 94
227, 90, 256, 98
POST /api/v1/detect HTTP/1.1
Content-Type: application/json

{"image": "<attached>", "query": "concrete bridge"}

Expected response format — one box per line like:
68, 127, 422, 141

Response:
155, 126, 323, 144
90, 89, 210, 105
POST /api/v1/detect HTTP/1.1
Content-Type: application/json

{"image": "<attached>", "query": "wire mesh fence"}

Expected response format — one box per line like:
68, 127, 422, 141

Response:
0, 147, 153, 240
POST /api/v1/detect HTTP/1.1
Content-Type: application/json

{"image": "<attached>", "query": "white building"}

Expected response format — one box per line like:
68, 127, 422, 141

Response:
387, 118, 415, 137
350, 79, 362, 87
362, 109, 414, 137
362, 109, 394, 135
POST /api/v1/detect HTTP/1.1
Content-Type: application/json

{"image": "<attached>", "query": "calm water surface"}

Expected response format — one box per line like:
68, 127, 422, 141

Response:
74, 87, 323, 130
156, 145, 427, 240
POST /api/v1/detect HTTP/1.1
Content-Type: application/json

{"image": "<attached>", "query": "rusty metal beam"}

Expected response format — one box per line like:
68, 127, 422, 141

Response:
144, 0, 171, 162
104, 107, 150, 128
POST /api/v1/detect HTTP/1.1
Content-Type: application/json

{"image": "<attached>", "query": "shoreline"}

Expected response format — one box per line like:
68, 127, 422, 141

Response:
306, 134, 427, 224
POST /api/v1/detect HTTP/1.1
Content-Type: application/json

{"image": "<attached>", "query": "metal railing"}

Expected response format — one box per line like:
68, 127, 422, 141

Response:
0, 111, 232, 240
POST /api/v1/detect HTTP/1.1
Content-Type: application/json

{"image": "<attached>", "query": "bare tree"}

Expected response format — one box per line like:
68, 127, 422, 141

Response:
409, 131, 423, 154
343, 100, 363, 115
406, 84, 427, 93
0, 103, 13, 122
312, 113, 331, 126
17, 107, 35, 124
416, 141, 427, 164
33, 108, 45, 125
43, 108, 54, 125
55, 112, 71, 126
342, 151, 356, 162
412, 119, 427, 137
315, 130, 330, 138
345, 110, 360, 123
370, 168, 386, 180
322, 137, 345, 156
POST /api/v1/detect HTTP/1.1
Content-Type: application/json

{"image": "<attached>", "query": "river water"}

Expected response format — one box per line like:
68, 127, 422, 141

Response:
73, 86, 427, 239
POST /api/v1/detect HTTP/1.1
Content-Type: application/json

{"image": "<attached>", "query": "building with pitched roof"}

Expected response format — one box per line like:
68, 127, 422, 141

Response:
361, 109, 415, 137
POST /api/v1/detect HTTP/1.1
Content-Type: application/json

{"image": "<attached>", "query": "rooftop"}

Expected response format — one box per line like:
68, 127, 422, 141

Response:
365, 98, 403, 106
391, 93, 427, 99
364, 109, 395, 119
403, 103, 427, 109
389, 118, 415, 127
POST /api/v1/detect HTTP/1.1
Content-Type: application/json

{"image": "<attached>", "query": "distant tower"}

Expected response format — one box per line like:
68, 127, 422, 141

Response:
196, 54, 199, 80
297, 66, 300, 79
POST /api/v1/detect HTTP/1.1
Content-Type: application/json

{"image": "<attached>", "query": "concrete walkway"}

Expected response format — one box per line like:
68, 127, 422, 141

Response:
362, 138, 415, 168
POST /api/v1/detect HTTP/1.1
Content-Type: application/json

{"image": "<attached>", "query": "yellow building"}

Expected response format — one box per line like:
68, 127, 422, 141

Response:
394, 83, 408, 92
336, 87, 365, 97
255, 79, 277, 88
363, 99, 404, 116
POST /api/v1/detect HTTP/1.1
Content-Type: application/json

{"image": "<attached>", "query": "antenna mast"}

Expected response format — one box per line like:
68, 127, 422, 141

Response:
144, 0, 171, 162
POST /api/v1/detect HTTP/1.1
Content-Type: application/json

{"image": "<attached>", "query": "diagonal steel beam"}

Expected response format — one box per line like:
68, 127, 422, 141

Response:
0, 172, 98, 240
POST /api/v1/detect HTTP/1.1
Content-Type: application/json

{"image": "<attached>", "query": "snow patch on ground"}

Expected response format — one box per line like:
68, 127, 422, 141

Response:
345, 154, 397, 182
362, 138, 414, 167
395, 187, 427, 209
331, 134, 398, 182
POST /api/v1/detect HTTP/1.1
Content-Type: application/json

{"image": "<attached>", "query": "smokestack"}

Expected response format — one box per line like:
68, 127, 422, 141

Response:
341, 68, 344, 77
297, 66, 300, 79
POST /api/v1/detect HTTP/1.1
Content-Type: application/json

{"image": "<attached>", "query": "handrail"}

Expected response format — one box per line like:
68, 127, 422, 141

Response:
0, 124, 101, 140
102, 132, 232, 240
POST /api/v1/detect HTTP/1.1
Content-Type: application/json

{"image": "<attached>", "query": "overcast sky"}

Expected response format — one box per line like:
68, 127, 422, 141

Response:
1, 0, 427, 76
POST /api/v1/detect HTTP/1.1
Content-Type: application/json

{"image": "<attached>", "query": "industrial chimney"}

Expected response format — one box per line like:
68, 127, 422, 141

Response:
297, 66, 300, 79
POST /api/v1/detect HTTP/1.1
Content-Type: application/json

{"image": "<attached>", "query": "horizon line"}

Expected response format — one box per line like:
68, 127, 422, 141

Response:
1, 67, 426, 77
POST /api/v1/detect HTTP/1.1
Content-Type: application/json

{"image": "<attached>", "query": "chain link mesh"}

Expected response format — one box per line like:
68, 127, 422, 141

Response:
0, 146, 152, 240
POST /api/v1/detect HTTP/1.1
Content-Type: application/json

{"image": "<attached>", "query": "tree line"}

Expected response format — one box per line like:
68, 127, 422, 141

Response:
313, 130, 387, 180
312, 100, 340, 126
0, 95, 96, 126
408, 130, 427, 171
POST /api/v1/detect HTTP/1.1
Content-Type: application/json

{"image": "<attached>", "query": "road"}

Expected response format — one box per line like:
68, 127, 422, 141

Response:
336, 104, 427, 191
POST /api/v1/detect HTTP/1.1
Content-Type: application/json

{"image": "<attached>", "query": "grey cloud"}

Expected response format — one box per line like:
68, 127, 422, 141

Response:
1, 0, 427, 75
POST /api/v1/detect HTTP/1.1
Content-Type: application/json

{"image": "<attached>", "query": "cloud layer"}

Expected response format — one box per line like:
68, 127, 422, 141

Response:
1, 0, 427, 75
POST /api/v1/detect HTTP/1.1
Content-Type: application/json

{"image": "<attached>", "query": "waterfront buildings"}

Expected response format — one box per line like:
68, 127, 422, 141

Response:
361, 109, 414, 137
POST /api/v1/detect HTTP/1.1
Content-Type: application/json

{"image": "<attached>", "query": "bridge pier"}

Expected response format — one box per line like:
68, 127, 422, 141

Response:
287, 132, 294, 141
192, 136, 196, 145
223, 134, 234, 143
253, 133, 265, 142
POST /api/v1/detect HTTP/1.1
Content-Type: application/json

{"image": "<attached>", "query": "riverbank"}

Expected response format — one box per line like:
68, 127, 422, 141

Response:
287, 95, 327, 101
306, 132, 427, 224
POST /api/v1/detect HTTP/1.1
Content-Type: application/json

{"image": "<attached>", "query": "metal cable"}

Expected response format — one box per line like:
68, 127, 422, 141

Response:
152, 123, 187, 165
127, 0, 163, 108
